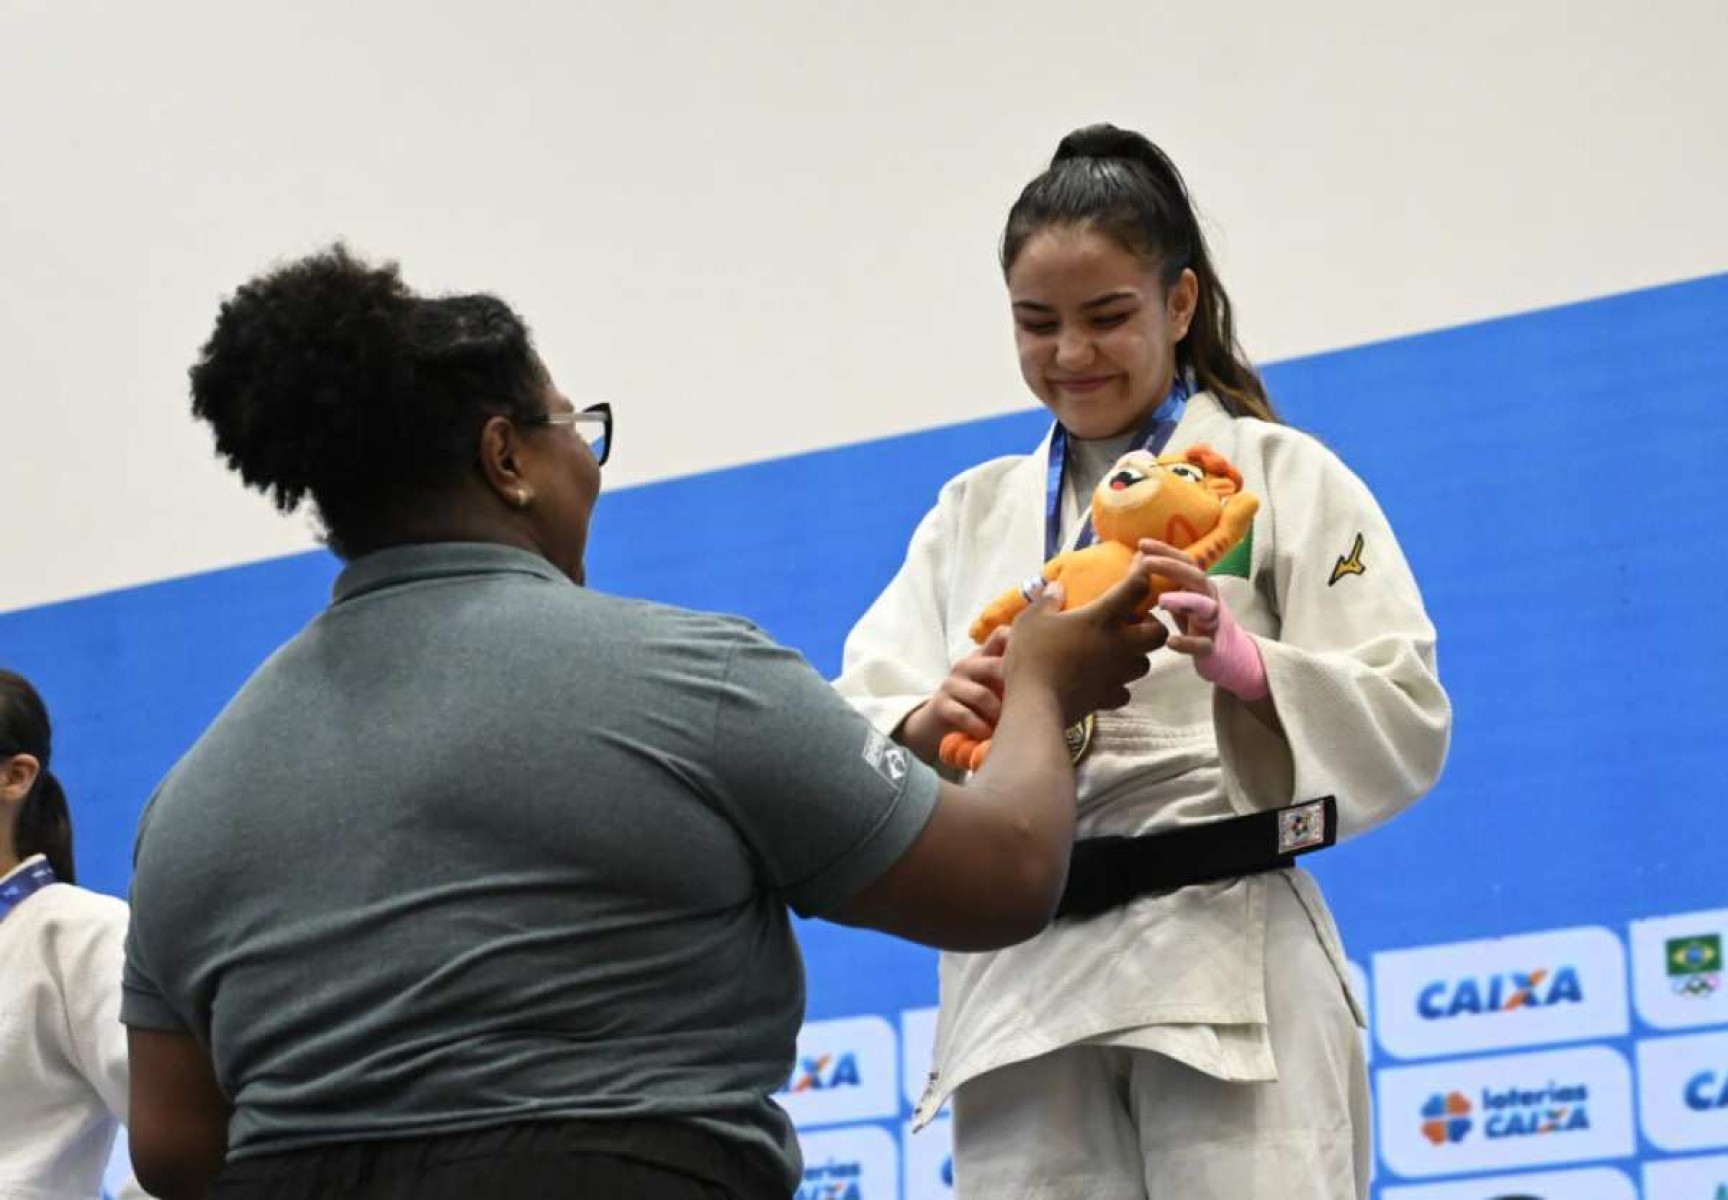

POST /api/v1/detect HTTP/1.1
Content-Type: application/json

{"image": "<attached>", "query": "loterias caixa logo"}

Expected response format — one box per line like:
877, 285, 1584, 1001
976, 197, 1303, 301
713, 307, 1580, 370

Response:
795, 1127, 898, 1200
1633, 909, 1728, 1031
1378, 1046, 1634, 1179
777, 1015, 899, 1130
1375, 926, 1629, 1060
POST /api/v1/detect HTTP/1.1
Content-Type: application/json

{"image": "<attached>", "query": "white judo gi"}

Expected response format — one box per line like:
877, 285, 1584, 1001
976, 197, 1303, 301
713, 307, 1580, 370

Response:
834, 392, 1452, 1199
0, 857, 146, 1200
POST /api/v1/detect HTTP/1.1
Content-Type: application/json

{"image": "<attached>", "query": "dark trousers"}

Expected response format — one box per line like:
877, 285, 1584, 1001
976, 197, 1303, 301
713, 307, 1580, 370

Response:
209, 1119, 792, 1200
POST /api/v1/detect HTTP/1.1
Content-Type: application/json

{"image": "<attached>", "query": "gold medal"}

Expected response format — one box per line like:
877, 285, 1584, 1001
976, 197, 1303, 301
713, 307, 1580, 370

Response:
1063, 713, 1095, 765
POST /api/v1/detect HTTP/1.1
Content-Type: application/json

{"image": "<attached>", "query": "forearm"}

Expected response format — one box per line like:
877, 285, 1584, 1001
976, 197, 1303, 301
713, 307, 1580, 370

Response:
962, 683, 1076, 902
128, 1028, 231, 1200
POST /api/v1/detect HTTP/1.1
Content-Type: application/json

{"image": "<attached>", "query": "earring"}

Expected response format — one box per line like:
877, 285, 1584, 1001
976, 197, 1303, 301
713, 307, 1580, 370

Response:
515, 490, 531, 509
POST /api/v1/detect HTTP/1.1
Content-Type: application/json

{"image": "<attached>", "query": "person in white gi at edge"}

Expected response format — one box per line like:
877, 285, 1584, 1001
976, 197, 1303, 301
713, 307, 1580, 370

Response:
0, 667, 149, 1200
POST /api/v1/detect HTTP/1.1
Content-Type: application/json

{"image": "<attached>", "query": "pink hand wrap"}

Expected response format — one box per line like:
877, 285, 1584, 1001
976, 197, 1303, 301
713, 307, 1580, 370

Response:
1157, 590, 1269, 702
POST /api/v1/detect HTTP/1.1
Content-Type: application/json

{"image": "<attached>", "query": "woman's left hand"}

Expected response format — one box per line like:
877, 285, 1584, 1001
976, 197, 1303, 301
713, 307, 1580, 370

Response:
1137, 539, 1269, 703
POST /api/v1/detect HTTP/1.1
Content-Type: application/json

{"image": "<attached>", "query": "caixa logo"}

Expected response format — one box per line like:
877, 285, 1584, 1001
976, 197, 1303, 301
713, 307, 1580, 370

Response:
1687, 1068, 1728, 1112
1377, 1046, 1633, 1178
1417, 967, 1585, 1020
1638, 1030, 1728, 1152
777, 1016, 898, 1129
789, 1053, 863, 1093
1376, 927, 1628, 1059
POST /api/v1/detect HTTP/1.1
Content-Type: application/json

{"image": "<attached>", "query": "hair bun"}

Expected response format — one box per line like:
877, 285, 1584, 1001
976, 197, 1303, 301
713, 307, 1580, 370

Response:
1052, 123, 1165, 172
189, 244, 417, 515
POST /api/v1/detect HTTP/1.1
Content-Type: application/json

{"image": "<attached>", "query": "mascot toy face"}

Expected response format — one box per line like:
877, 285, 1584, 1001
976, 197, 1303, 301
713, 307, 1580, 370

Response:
1091, 445, 1246, 551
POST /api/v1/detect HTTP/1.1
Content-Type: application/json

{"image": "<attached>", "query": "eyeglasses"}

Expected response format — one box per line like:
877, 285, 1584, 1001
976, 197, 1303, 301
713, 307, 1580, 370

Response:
531, 402, 612, 466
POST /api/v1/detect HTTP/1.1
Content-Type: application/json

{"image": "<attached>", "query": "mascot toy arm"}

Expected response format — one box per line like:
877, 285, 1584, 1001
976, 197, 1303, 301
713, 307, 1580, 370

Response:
941, 444, 1259, 771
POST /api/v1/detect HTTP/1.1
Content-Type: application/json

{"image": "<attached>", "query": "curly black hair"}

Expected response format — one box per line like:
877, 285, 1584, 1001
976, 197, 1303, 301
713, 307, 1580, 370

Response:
189, 244, 548, 553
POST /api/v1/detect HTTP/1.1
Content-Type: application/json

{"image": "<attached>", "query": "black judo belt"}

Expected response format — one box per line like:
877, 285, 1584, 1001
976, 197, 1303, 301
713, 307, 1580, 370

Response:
1056, 796, 1338, 920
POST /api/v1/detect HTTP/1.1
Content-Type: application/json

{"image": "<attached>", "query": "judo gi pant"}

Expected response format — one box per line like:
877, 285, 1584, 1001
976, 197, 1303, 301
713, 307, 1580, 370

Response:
951, 875, 1370, 1200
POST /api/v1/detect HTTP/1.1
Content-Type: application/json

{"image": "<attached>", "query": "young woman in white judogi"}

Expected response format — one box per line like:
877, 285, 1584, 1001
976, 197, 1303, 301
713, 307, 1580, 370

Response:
835, 124, 1451, 1200
0, 669, 146, 1200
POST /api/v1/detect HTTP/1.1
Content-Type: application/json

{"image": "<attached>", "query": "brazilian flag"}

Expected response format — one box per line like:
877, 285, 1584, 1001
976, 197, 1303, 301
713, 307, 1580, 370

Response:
1208, 527, 1253, 580
1667, 934, 1722, 977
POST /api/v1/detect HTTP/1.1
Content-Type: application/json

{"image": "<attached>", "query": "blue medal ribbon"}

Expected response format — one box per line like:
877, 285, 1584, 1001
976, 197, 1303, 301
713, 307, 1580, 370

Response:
1043, 376, 1191, 561
0, 857, 57, 923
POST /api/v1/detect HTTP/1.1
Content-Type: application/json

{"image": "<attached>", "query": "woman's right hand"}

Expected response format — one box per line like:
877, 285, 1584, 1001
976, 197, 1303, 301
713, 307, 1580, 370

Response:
898, 626, 1012, 765
1004, 559, 1169, 727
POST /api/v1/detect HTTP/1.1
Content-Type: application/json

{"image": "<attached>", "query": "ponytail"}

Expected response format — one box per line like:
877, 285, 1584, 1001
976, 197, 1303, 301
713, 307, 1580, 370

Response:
1, 668, 75, 883
15, 768, 74, 884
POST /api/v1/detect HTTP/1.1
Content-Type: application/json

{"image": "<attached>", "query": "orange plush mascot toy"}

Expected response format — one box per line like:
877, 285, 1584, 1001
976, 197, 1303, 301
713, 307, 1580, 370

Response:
940, 443, 1259, 771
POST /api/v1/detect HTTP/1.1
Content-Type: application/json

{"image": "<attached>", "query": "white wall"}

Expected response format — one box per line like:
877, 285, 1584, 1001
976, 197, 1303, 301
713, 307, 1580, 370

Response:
3, 0, 1725, 612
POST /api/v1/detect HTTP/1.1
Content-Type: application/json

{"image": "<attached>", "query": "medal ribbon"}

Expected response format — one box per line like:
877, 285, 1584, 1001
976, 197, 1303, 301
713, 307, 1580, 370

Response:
1043, 376, 1191, 562
0, 857, 57, 924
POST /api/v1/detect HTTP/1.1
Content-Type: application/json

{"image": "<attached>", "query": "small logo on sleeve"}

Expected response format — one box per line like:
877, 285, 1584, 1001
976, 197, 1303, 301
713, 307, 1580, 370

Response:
862, 728, 909, 789
1329, 532, 1367, 586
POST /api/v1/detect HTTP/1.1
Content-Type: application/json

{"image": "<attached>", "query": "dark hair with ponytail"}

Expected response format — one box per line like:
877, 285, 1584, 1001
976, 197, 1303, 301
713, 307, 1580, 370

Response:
0, 669, 74, 884
1001, 124, 1278, 422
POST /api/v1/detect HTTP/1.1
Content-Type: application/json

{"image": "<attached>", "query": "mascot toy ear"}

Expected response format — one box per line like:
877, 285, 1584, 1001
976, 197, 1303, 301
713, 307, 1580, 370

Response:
1183, 446, 1242, 501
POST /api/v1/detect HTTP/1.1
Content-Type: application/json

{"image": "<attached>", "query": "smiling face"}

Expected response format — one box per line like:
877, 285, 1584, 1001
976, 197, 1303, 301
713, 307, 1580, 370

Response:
1091, 448, 1231, 548
1008, 224, 1197, 439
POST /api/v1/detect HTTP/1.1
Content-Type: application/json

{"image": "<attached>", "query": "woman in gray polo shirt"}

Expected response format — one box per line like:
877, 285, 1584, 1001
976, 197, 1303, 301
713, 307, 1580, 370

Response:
122, 246, 1168, 1200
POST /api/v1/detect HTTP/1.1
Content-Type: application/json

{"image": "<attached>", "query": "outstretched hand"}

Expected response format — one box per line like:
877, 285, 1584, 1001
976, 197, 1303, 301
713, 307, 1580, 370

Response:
1005, 560, 1169, 726
1139, 539, 1269, 702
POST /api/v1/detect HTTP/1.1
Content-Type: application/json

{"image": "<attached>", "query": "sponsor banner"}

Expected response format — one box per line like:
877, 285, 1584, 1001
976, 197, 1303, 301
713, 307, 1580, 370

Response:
779, 1015, 899, 1128
1352, 959, 1374, 1064
1375, 927, 1628, 1060
901, 1007, 939, 1110
1377, 1045, 1634, 1179
1632, 910, 1728, 1032
797, 1126, 899, 1200
1642, 1151, 1728, 1200
1378, 1165, 1638, 1199
903, 1115, 954, 1200
1637, 1030, 1728, 1153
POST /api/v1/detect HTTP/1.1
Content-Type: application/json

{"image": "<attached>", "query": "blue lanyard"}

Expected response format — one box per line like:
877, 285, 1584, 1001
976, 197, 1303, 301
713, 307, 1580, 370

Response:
0, 857, 56, 924
1044, 377, 1190, 561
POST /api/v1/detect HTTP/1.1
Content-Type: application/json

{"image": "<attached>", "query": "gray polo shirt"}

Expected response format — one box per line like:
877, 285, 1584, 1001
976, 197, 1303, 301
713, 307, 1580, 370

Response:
121, 542, 938, 1186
